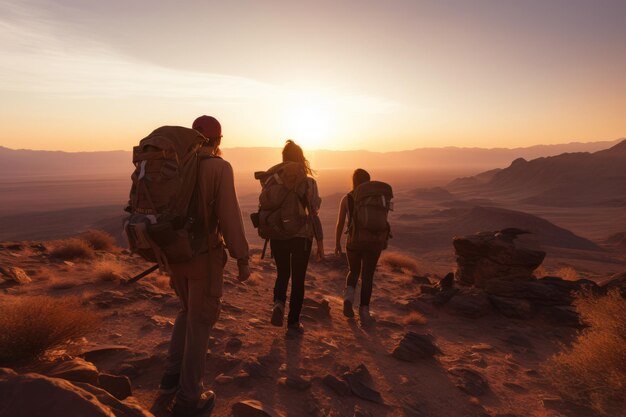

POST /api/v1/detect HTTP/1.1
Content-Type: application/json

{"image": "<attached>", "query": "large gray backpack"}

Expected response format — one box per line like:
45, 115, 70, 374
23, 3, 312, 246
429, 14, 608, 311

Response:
123, 126, 213, 271
347, 181, 393, 251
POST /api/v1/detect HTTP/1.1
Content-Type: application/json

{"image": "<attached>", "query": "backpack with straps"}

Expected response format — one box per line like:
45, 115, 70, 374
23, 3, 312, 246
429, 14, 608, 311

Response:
347, 180, 393, 251
123, 126, 214, 272
251, 162, 310, 240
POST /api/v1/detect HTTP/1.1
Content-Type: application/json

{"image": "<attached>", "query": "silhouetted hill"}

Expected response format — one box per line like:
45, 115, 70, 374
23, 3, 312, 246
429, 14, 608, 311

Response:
394, 206, 602, 252
1, 138, 622, 178
447, 140, 626, 207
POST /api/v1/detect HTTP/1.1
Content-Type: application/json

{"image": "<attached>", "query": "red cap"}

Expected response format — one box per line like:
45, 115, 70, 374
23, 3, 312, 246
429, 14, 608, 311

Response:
192, 115, 222, 139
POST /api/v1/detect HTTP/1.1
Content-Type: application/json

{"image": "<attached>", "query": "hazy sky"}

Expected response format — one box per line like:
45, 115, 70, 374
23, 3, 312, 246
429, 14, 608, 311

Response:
1, 0, 625, 151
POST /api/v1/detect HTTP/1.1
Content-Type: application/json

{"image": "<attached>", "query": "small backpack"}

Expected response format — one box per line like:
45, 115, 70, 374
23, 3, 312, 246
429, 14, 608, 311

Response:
123, 126, 213, 272
347, 181, 393, 251
251, 162, 310, 241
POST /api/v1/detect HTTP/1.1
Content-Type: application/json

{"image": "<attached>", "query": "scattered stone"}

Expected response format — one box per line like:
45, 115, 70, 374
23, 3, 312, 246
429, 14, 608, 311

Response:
232, 399, 283, 417
97, 373, 132, 400
503, 382, 527, 393
206, 353, 242, 374
302, 297, 331, 320
470, 343, 494, 352
0, 369, 153, 417
149, 315, 174, 328
322, 374, 351, 396
0, 266, 32, 284
215, 374, 234, 385
342, 364, 384, 404
278, 374, 311, 391
225, 337, 243, 353
242, 358, 270, 378
448, 367, 489, 396
446, 289, 492, 318
36, 358, 99, 385
392, 332, 442, 362
437, 272, 455, 291
412, 275, 431, 285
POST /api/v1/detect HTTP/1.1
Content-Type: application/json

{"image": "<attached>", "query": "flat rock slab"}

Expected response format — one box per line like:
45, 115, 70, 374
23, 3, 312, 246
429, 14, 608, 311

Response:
232, 399, 283, 417
34, 357, 99, 386
448, 367, 489, 396
0, 266, 32, 284
342, 364, 384, 404
392, 332, 442, 362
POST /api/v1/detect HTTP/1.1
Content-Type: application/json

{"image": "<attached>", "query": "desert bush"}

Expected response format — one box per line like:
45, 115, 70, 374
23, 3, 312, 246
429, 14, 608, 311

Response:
50, 238, 94, 260
545, 289, 626, 415
403, 311, 427, 325
79, 229, 116, 251
94, 260, 124, 282
0, 296, 99, 365
556, 266, 580, 281
380, 252, 419, 273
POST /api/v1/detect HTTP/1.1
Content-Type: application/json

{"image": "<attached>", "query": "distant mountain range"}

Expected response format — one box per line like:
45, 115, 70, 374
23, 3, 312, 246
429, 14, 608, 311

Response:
0, 138, 622, 178
447, 139, 626, 207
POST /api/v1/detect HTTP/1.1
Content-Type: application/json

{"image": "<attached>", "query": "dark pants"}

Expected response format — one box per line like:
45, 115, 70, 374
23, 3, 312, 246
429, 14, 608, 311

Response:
346, 248, 382, 306
271, 237, 312, 326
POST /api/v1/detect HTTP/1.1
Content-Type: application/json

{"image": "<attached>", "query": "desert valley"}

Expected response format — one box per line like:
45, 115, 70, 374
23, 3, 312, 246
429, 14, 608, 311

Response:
1, 140, 625, 417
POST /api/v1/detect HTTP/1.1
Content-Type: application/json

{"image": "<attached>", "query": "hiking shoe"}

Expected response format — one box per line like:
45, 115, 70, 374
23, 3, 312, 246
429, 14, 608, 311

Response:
159, 372, 180, 394
343, 286, 355, 318
359, 306, 375, 326
271, 301, 285, 327
171, 390, 216, 417
286, 322, 304, 338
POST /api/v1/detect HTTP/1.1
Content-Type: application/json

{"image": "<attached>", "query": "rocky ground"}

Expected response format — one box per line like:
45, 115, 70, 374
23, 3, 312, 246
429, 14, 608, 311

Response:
0, 236, 622, 417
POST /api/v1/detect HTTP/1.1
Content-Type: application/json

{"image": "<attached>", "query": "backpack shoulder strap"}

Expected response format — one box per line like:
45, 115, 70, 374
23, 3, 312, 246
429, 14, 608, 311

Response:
346, 192, 355, 227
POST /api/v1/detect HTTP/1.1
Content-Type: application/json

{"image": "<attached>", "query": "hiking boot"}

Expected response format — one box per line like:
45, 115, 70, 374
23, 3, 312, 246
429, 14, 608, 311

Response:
286, 322, 304, 338
171, 390, 216, 417
159, 372, 180, 394
271, 301, 285, 327
343, 286, 355, 318
359, 306, 375, 326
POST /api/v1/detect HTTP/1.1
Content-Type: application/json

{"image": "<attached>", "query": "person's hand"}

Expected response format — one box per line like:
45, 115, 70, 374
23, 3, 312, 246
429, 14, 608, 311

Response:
316, 240, 325, 261
334, 243, 343, 256
237, 264, 251, 282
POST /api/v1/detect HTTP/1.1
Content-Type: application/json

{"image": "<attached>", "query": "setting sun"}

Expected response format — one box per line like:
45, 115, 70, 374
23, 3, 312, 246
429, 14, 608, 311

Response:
282, 104, 334, 149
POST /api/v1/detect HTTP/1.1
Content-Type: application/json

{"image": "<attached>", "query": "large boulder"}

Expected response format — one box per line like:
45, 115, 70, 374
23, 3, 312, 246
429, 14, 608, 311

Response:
453, 229, 545, 287
0, 368, 152, 417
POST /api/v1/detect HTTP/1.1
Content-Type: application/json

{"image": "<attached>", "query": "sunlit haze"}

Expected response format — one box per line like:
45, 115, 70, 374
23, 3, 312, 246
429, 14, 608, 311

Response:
1, 0, 625, 152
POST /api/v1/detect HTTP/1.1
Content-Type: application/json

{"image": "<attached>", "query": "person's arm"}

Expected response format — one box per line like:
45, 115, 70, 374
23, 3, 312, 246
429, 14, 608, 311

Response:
307, 178, 324, 260
335, 195, 347, 255
215, 161, 250, 280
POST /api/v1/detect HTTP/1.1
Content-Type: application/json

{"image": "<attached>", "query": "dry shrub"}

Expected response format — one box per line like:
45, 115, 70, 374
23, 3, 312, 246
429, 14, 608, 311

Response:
149, 274, 172, 291
79, 229, 116, 251
403, 311, 427, 325
0, 296, 99, 365
380, 252, 419, 273
50, 238, 94, 260
94, 260, 124, 282
545, 289, 626, 415
556, 266, 580, 281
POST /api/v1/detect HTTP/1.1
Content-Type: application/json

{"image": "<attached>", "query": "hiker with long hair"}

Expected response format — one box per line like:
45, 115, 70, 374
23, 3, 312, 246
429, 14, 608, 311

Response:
254, 140, 323, 337
335, 168, 393, 325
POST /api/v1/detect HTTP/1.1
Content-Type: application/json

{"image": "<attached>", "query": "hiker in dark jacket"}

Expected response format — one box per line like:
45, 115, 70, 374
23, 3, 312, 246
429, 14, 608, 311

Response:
269, 140, 324, 336
335, 168, 382, 324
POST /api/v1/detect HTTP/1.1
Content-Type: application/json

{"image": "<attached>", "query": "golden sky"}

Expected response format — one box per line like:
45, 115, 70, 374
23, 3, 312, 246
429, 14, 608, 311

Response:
0, 0, 625, 152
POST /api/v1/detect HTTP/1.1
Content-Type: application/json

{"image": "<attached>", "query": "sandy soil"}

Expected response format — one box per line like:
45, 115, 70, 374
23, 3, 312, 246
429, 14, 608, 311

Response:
1, 242, 598, 417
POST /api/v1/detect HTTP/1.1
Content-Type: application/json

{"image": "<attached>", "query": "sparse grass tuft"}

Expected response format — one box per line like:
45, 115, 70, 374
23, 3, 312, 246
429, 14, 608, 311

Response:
545, 289, 626, 416
94, 260, 124, 282
0, 296, 99, 365
148, 274, 172, 291
380, 252, 419, 274
79, 229, 116, 251
556, 266, 580, 281
50, 238, 95, 260
403, 311, 427, 325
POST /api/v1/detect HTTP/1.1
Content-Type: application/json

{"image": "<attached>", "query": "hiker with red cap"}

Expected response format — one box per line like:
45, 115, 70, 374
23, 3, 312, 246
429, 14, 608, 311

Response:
124, 115, 249, 416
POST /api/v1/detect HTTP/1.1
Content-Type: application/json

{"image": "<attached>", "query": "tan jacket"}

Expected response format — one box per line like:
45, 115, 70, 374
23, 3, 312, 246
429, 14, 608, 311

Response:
195, 155, 249, 262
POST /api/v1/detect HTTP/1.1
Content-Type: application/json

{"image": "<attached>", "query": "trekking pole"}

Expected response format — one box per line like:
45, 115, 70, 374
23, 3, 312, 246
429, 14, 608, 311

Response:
126, 264, 159, 284
261, 239, 269, 259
